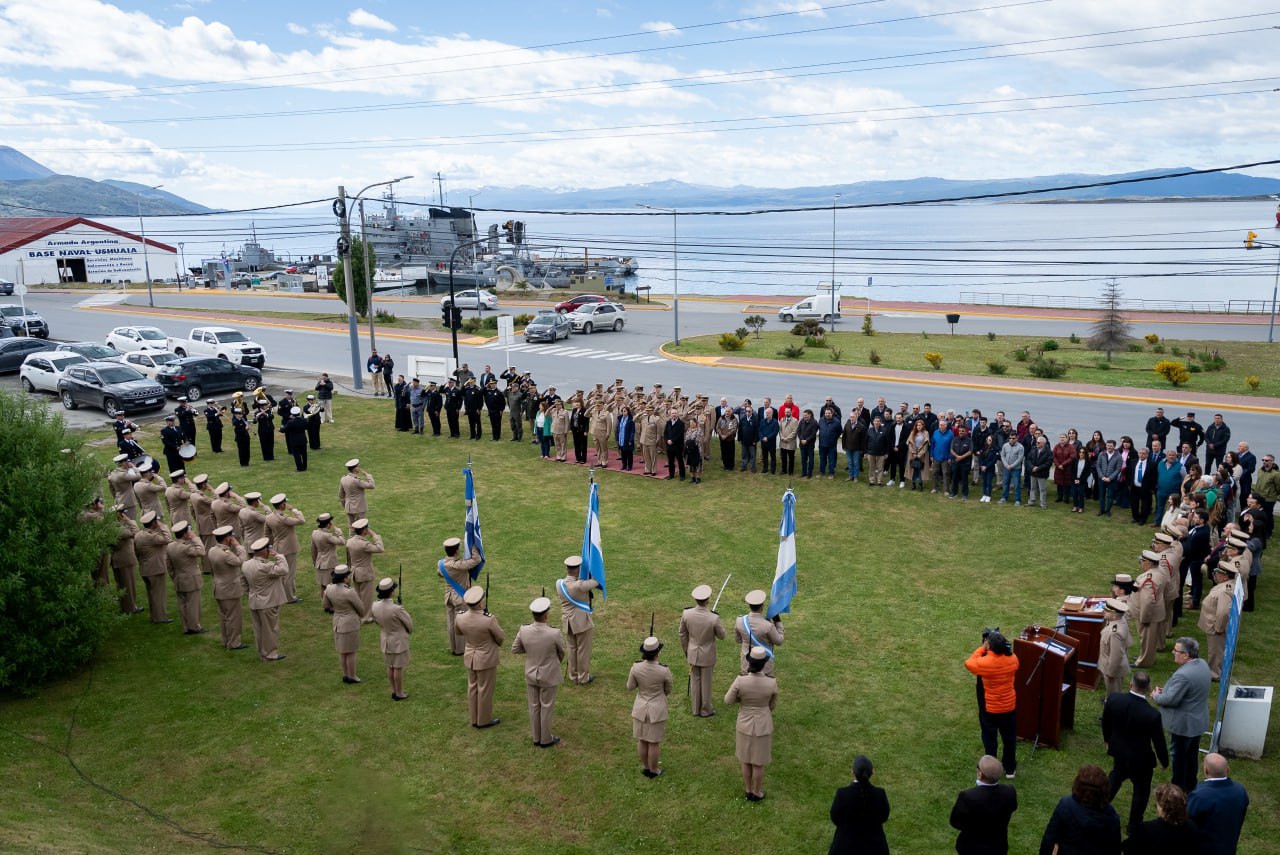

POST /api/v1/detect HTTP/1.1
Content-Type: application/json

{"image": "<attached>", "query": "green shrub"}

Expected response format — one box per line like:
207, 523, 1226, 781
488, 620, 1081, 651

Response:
1028, 357, 1067, 378
1196, 349, 1226, 371
1012, 347, 1029, 362
1188, 364, 1202, 374
1151, 344, 1165, 354
829, 347, 844, 362
735, 326, 750, 340
0, 391, 117, 694
1154, 360, 1190, 385
481, 315, 500, 330
1095, 361, 1112, 371
375, 308, 398, 322
791, 320, 824, 337
1170, 346, 1182, 356
1144, 333, 1160, 345
461, 318, 484, 334
804, 335, 828, 348
718, 332, 747, 351
985, 360, 1007, 375
1069, 333, 1080, 344
777, 344, 806, 359
921, 330, 929, 340
744, 315, 768, 339
986, 332, 996, 341
1042, 339, 1059, 351
1126, 342, 1144, 353
513, 313, 535, 326
924, 352, 943, 370
869, 349, 882, 365
862, 314, 876, 336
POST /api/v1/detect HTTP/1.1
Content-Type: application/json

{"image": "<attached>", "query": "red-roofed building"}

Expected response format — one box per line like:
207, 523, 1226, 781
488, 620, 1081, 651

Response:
0, 217, 177, 285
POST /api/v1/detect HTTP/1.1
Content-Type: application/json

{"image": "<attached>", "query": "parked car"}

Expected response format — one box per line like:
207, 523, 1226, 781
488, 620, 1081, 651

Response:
106, 325, 170, 352
20, 351, 88, 393
566, 302, 627, 334
0, 279, 14, 296
56, 341, 123, 362
555, 294, 608, 314
0, 304, 49, 338
58, 361, 166, 418
167, 327, 266, 368
121, 350, 181, 379
440, 289, 498, 311
523, 311, 572, 343
0, 337, 56, 372
154, 356, 262, 401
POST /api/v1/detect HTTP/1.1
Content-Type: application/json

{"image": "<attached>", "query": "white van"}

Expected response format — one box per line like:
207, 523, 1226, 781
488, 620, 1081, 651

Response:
778, 295, 841, 323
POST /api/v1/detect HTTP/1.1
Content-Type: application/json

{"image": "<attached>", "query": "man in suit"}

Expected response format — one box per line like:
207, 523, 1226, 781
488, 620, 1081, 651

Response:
679, 584, 726, 717
557, 555, 599, 685
512, 596, 566, 747
454, 586, 504, 728
949, 754, 1018, 855
265, 494, 305, 602
1144, 407, 1171, 450
1182, 509, 1212, 609
338, 459, 375, 527
1186, 753, 1249, 855
133, 510, 174, 624
735, 589, 783, 677
1095, 438, 1124, 516
1152, 636, 1212, 793
663, 410, 686, 481
1127, 446, 1158, 525
240, 537, 289, 661
1236, 440, 1257, 498
1103, 671, 1168, 835
478, 364, 497, 389
737, 400, 759, 473
166, 521, 207, 635
1097, 598, 1131, 695
438, 537, 482, 654
206, 526, 248, 650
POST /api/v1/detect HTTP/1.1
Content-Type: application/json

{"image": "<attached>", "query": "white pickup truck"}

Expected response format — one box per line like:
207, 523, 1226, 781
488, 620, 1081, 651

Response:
167, 326, 266, 368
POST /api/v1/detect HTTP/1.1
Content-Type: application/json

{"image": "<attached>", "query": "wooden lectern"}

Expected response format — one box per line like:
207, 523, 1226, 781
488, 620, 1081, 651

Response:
1057, 597, 1109, 690
1014, 625, 1079, 749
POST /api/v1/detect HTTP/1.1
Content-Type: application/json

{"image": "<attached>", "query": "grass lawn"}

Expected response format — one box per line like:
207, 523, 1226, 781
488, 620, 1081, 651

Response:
3, 398, 1276, 854
672, 329, 1279, 397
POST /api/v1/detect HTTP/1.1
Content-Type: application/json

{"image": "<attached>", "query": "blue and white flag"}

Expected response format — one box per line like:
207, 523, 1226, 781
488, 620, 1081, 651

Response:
767, 489, 797, 620
580, 481, 606, 598
463, 466, 485, 579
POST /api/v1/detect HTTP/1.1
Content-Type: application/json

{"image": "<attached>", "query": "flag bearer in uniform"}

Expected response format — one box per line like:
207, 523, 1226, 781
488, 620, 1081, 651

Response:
558, 555, 600, 685
439, 537, 482, 654
627, 636, 673, 778
680, 584, 725, 717
735, 589, 783, 677
512, 596, 566, 748
455, 586, 505, 728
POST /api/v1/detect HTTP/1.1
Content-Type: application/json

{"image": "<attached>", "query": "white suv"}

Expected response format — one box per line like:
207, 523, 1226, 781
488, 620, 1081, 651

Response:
106, 326, 169, 352
567, 302, 626, 334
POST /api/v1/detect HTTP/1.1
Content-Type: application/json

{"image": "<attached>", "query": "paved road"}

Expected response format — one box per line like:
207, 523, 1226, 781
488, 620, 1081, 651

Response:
15, 290, 1278, 445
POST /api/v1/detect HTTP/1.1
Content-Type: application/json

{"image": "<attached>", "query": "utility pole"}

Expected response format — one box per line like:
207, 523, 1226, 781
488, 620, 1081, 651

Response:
335, 185, 364, 391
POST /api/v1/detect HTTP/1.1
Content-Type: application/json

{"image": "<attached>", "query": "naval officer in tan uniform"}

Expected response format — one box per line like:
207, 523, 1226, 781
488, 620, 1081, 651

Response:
206, 525, 248, 650
558, 555, 600, 685
735, 589, 783, 677
371, 577, 413, 701
322, 565, 366, 684
109, 504, 143, 614
347, 519, 385, 623
627, 636, 673, 778
107, 454, 141, 518
680, 584, 726, 716
1199, 561, 1238, 679
189, 474, 217, 552
512, 596, 566, 747
338, 459, 375, 527
1131, 550, 1167, 668
212, 482, 246, 538
439, 537, 482, 654
241, 537, 289, 661
165, 470, 195, 529
726, 646, 779, 802
133, 510, 174, 624
266, 493, 305, 602
455, 586, 505, 728
239, 491, 270, 548
166, 520, 207, 634
310, 513, 346, 600
134, 468, 167, 521
1097, 598, 1131, 695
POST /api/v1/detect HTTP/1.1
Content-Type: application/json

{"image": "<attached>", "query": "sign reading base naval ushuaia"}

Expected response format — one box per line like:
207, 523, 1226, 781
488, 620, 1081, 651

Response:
0, 217, 177, 284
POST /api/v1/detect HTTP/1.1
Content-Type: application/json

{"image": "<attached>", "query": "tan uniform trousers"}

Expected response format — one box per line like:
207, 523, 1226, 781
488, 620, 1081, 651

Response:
526, 684, 558, 744
1134, 621, 1160, 669
250, 606, 281, 660
593, 435, 609, 464
217, 597, 243, 649
553, 433, 567, 459
143, 575, 168, 622
467, 666, 497, 726
1103, 671, 1127, 695
867, 454, 886, 486
567, 627, 594, 684
111, 562, 138, 613
1207, 632, 1226, 679
176, 589, 202, 632
690, 663, 715, 716
445, 604, 465, 654
347, 512, 361, 527
355, 580, 376, 623
281, 552, 298, 600
642, 443, 660, 474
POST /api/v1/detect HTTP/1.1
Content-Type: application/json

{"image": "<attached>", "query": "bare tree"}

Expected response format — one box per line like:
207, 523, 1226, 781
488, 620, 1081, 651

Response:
1088, 279, 1132, 362
744, 314, 768, 339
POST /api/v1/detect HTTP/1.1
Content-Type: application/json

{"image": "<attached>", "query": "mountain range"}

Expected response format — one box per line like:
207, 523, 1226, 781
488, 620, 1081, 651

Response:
0, 146, 213, 216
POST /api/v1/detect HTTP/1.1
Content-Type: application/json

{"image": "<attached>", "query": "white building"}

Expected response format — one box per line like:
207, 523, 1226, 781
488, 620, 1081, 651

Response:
0, 217, 178, 284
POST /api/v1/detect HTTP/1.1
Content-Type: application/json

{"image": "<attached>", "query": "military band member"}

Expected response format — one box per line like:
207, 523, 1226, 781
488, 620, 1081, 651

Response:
241, 537, 288, 661
232, 407, 251, 467
726, 646, 779, 802
338, 459, 375, 527
107, 454, 141, 518
680, 584, 726, 716
372, 577, 413, 700
557, 555, 600, 685
1098, 598, 1132, 694
628, 637, 673, 778
280, 406, 308, 472
206, 526, 249, 650
266, 493, 305, 602
347, 519, 385, 622
439, 537, 482, 654
175, 397, 198, 444
212, 482, 246, 538
204, 400, 225, 453
165, 469, 194, 529
117, 427, 146, 461
189, 474, 217, 551
512, 596, 566, 748
254, 398, 276, 461
323, 565, 366, 684
109, 504, 143, 614
133, 510, 174, 624
310, 513, 346, 600
239, 491, 270, 549
304, 394, 323, 450
1131, 550, 1168, 669
166, 520, 207, 634
160, 413, 185, 473
456, 586, 505, 728
1199, 562, 1238, 679
133, 468, 168, 521
736, 590, 783, 677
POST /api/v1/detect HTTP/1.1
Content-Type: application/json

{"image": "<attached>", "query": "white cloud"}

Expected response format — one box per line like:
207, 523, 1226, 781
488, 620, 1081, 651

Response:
286, 22, 308, 36
641, 21, 681, 38
346, 8, 397, 33
596, 7, 612, 17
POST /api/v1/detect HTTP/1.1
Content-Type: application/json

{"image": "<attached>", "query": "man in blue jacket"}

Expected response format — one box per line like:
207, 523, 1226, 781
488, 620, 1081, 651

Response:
816, 406, 841, 479
1187, 753, 1249, 855
930, 419, 954, 494
1155, 449, 1184, 525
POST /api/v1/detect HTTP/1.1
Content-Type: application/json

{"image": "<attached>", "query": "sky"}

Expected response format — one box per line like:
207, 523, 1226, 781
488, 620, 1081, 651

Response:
0, 0, 1277, 208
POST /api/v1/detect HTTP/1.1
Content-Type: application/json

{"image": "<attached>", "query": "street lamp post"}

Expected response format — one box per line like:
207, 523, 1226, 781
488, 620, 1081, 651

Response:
831, 193, 840, 329
448, 236, 492, 368
135, 183, 163, 307
1244, 234, 1280, 343
335, 186, 364, 391
356, 175, 412, 352
638, 204, 679, 345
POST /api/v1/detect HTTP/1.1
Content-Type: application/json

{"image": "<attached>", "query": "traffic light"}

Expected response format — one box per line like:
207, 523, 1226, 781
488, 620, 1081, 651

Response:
450, 305, 463, 330
442, 301, 453, 324
513, 221, 525, 245
1246, 231, 1257, 249
503, 220, 514, 243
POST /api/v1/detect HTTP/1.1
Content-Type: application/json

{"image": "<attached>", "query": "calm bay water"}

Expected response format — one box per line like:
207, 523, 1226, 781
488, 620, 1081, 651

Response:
105, 199, 1280, 305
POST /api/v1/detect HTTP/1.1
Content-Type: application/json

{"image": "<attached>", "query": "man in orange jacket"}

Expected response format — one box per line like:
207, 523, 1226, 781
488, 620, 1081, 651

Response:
965, 630, 1021, 779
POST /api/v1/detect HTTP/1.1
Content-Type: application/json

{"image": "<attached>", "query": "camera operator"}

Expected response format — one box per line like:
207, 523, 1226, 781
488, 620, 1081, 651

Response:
965, 629, 1020, 780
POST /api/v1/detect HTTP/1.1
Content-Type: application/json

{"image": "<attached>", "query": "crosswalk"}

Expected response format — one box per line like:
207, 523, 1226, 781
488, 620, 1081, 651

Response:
77, 292, 129, 307
475, 340, 666, 364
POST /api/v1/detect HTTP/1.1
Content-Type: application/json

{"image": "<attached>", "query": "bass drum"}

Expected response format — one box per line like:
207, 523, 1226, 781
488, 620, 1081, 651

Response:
178, 443, 198, 462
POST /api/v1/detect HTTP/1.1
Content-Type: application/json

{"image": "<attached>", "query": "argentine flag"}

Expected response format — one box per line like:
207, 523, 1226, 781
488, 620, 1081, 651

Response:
767, 489, 797, 620
463, 466, 485, 579
580, 481, 607, 598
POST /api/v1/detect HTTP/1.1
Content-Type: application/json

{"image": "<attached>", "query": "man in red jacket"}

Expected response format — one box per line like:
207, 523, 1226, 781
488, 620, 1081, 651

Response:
966, 631, 1021, 779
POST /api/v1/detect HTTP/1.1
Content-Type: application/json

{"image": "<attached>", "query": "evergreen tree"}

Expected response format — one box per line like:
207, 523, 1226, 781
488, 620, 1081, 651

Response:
332, 236, 371, 317
1088, 279, 1132, 362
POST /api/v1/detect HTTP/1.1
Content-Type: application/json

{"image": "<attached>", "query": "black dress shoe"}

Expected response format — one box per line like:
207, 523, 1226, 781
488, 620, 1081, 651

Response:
152, 619, 174, 624
129, 607, 145, 614
538, 736, 561, 748
184, 628, 209, 635
229, 644, 248, 650
476, 718, 501, 728
642, 768, 655, 778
